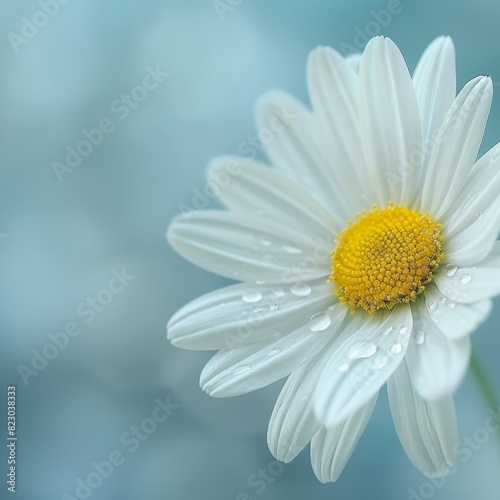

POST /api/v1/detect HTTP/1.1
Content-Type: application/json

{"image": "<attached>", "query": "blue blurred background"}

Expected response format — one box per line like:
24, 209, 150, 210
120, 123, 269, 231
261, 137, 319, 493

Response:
1, 1, 500, 499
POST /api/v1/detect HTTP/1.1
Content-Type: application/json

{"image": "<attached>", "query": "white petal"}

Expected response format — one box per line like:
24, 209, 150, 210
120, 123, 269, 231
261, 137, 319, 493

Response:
268, 352, 332, 463
435, 243, 500, 303
422, 284, 492, 339
359, 36, 422, 206
407, 301, 471, 400
314, 305, 413, 427
388, 361, 457, 477
307, 47, 374, 210
207, 156, 341, 236
200, 302, 347, 397
420, 76, 492, 218
345, 53, 362, 74
441, 142, 500, 225
168, 210, 330, 283
444, 201, 500, 266
310, 394, 377, 483
443, 152, 500, 264
255, 90, 350, 223
168, 280, 334, 350
470, 140, 500, 177
412, 36, 456, 172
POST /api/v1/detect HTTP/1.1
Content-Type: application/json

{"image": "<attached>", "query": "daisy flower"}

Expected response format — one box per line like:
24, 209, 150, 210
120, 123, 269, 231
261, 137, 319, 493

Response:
167, 36, 500, 482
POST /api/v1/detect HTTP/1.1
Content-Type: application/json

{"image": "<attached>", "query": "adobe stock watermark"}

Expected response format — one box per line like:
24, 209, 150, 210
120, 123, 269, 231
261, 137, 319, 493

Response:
236, 106, 296, 161
220, 286, 287, 350
52, 65, 169, 182
385, 78, 493, 189
407, 406, 500, 500
235, 458, 286, 500
7, 0, 73, 54
213, 0, 243, 21
177, 157, 244, 221
17, 268, 135, 386
177, 104, 296, 220
61, 396, 179, 500
281, 235, 334, 287
339, 0, 412, 56
217, 235, 334, 350
234, 431, 308, 500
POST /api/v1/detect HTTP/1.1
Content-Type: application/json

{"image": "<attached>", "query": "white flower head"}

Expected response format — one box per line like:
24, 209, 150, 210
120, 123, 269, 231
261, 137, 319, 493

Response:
167, 36, 500, 482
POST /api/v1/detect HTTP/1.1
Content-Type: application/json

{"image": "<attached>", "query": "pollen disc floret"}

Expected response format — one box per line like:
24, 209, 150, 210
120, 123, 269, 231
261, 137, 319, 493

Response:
331, 204, 443, 313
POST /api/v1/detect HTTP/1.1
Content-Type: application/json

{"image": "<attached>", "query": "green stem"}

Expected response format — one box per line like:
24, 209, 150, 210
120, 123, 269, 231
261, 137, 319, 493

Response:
470, 349, 500, 439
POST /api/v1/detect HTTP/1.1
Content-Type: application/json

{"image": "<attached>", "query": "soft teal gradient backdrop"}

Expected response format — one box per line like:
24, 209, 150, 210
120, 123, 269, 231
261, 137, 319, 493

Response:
1, 1, 500, 499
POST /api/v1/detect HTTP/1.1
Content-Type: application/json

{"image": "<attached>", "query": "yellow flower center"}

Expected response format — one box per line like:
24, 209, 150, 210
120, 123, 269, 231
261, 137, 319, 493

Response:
330, 204, 443, 313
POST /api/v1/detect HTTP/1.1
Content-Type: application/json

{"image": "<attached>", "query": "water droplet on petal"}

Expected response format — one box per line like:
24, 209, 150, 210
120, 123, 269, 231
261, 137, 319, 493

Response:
382, 327, 394, 336
390, 343, 403, 355
428, 301, 438, 311
271, 288, 285, 299
448, 301, 456, 309
399, 326, 409, 336
309, 313, 331, 332
232, 365, 251, 375
373, 356, 388, 369
242, 292, 263, 303
413, 330, 426, 345
460, 274, 472, 285
252, 306, 264, 313
347, 341, 377, 359
268, 303, 279, 311
282, 245, 302, 254
267, 348, 281, 357
291, 284, 311, 297
439, 297, 446, 304
444, 264, 458, 277
337, 362, 350, 372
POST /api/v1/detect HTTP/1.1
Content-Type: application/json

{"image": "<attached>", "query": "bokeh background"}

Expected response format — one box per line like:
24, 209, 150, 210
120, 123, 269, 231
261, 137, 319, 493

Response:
1, 0, 500, 499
